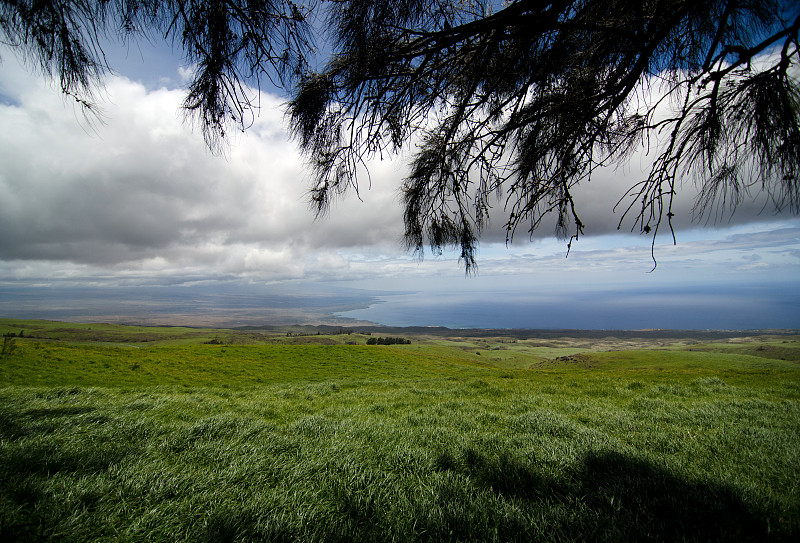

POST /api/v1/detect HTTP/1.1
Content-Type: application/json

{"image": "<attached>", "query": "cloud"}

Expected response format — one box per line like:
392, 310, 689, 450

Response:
0, 56, 405, 281
0, 48, 797, 292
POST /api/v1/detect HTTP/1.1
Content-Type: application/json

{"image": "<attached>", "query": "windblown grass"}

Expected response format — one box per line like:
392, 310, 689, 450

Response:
0, 323, 798, 541
0, 342, 484, 387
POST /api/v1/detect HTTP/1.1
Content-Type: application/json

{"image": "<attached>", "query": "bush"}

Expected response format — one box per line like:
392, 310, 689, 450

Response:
366, 337, 411, 345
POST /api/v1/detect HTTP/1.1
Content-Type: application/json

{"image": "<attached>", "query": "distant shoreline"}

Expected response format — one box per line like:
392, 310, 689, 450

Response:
2, 316, 797, 341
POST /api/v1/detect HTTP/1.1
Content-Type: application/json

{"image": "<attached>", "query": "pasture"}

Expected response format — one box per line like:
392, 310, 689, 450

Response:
0, 319, 798, 541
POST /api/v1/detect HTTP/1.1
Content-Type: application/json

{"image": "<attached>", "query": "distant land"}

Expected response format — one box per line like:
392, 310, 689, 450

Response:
1, 280, 798, 330
0, 284, 377, 328
247, 325, 800, 342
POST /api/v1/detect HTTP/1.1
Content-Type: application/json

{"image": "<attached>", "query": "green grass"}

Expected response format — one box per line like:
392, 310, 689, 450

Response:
0, 342, 487, 387
0, 321, 798, 541
0, 319, 225, 345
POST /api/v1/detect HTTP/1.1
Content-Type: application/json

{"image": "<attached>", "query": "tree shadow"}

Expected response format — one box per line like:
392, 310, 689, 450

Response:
1, 402, 795, 542
432, 447, 795, 542
206, 447, 796, 543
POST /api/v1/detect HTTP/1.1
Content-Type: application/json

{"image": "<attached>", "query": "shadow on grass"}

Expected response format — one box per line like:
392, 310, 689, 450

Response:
464, 449, 783, 541
0, 402, 795, 542
200, 449, 797, 543
395, 447, 793, 542
0, 407, 134, 542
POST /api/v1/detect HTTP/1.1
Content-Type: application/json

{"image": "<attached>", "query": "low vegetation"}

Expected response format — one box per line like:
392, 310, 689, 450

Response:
366, 336, 411, 345
0, 319, 798, 541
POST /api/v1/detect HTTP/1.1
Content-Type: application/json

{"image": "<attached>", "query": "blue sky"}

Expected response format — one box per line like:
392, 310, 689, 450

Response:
0, 38, 798, 329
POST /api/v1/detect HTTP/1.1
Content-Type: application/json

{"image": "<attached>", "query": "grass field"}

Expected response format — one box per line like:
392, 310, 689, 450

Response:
0, 319, 798, 541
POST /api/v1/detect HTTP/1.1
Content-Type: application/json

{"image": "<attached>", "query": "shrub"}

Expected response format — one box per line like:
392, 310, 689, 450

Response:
366, 337, 411, 345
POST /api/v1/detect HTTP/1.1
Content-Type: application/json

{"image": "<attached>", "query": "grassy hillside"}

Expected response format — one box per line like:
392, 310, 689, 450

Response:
0, 320, 798, 541
0, 342, 491, 387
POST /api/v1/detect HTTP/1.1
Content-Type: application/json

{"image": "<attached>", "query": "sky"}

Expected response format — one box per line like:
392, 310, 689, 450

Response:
0, 38, 798, 330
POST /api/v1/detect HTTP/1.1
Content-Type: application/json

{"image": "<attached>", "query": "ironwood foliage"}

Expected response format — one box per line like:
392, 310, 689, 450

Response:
0, 0, 312, 152
2, 1, 798, 268
290, 0, 800, 269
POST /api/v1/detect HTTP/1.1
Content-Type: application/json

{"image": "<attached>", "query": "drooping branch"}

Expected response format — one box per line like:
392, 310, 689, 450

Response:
0, 0, 314, 153
290, 0, 800, 270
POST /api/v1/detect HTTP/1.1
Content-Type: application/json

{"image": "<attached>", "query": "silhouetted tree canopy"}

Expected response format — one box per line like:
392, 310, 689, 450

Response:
2, 1, 799, 268
291, 0, 800, 269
